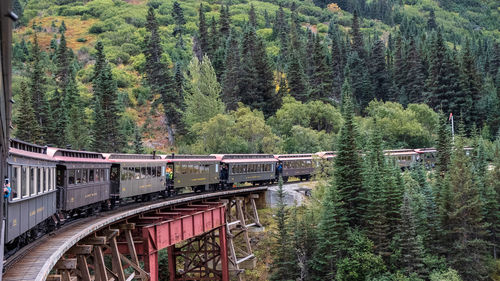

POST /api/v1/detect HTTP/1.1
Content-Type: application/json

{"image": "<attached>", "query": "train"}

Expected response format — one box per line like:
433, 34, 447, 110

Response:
3, 138, 465, 254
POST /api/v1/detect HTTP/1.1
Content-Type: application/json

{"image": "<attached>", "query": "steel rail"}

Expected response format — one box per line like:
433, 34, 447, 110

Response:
2, 187, 267, 281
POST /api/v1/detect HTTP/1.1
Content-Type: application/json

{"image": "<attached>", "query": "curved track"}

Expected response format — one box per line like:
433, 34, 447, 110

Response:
3, 187, 268, 281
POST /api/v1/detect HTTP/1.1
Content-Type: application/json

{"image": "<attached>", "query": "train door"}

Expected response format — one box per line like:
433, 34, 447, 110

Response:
110, 164, 120, 198
166, 163, 174, 196
55, 165, 66, 209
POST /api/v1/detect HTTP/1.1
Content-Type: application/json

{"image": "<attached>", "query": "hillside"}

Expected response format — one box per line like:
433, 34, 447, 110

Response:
10, 0, 500, 154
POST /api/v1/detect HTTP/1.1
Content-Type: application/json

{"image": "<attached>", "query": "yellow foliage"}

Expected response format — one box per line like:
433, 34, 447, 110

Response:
327, 3, 342, 13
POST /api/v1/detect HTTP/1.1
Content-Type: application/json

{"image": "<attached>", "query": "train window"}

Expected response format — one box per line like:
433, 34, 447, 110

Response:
121, 167, 128, 181
36, 168, 42, 194
12, 166, 20, 200
50, 168, 54, 190
75, 169, 82, 184
147, 166, 152, 177
43, 168, 47, 192
68, 170, 75, 185
89, 169, 94, 182
82, 169, 88, 184
22, 166, 28, 198
30, 167, 36, 195
95, 169, 100, 182
101, 169, 106, 181
133, 167, 139, 179
141, 167, 146, 179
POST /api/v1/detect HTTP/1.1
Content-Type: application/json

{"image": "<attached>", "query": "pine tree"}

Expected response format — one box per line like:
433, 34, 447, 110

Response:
221, 31, 241, 111
64, 64, 88, 150
309, 35, 332, 102
335, 79, 366, 227
55, 31, 69, 88
444, 138, 490, 280
329, 21, 344, 102
248, 4, 257, 28
144, 8, 182, 146
310, 180, 348, 280
174, 62, 183, 97
350, 10, 366, 59
92, 42, 122, 152
345, 52, 373, 110
14, 82, 42, 143
133, 126, 144, 154
269, 177, 296, 281
219, 5, 230, 39
392, 35, 407, 101
398, 193, 426, 277
197, 4, 209, 57
171, 1, 186, 49
369, 40, 390, 101
427, 9, 437, 30
28, 30, 50, 141
287, 49, 309, 102
405, 38, 426, 104
484, 144, 500, 259
460, 41, 483, 127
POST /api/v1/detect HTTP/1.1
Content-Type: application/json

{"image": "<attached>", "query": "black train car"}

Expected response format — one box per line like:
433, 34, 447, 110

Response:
213, 154, 277, 187
5, 140, 57, 249
275, 154, 316, 182
47, 147, 111, 217
163, 154, 220, 194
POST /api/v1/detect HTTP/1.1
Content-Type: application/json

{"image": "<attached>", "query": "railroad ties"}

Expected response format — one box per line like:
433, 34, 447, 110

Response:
3, 187, 267, 281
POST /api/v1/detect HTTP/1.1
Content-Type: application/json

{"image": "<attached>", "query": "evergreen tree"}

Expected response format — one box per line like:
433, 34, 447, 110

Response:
310, 181, 348, 280
197, 4, 209, 57
427, 9, 437, 30
248, 4, 257, 28
329, 21, 344, 101
28, 30, 50, 141
269, 176, 296, 281
345, 52, 373, 110
64, 64, 88, 150
392, 35, 407, 101
369, 40, 390, 101
309, 35, 332, 102
219, 5, 230, 39
350, 10, 366, 59
171, 1, 186, 49
173, 62, 183, 97
484, 145, 500, 259
55, 31, 69, 88
14, 82, 42, 143
444, 138, 490, 280
91, 42, 122, 152
221, 31, 241, 111
144, 8, 182, 146
335, 79, 366, 227
287, 50, 309, 102
460, 41, 483, 127
133, 126, 144, 154
405, 39, 426, 104
397, 193, 426, 277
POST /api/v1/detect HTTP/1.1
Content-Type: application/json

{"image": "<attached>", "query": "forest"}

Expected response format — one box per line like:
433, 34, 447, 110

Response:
8, 0, 500, 279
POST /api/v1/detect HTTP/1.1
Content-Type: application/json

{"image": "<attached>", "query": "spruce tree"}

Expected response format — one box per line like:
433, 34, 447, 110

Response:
309, 35, 332, 102
144, 8, 182, 146
197, 4, 209, 57
133, 126, 144, 154
55, 31, 69, 88
64, 64, 88, 150
335, 79, 366, 227
171, 1, 186, 49
329, 21, 344, 101
350, 10, 366, 59
405, 39, 426, 104
460, 41, 483, 127
91, 42, 122, 152
14, 82, 42, 143
269, 177, 296, 281
28, 30, 50, 141
310, 180, 348, 280
369, 40, 390, 101
345, 52, 373, 110
485, 145, 500, 259
398, 193, 426, 278
221, 31, 241, 111
248, 4, 257, 28
444, 138, 490, 280
173, 62, 183, 97
427, 9, 437, 30
219, 5, 230, 39
287, 50, 309, 102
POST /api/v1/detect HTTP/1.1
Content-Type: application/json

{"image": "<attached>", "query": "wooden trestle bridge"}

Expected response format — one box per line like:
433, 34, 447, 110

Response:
3, 187, 267, 281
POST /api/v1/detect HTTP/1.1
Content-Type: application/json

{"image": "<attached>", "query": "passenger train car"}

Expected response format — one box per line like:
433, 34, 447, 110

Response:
3, 138, 470, 255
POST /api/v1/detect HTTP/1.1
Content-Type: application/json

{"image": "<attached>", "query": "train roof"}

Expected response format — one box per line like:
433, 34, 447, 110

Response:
162, 154, 218, 162
47, 147, 109, 163
8, 139, 55, 161
103, 153, 164, 163
275, 154, 315, 161
212, 154, 277, 163
384, 149, 419, 156
316, 151, 337, 159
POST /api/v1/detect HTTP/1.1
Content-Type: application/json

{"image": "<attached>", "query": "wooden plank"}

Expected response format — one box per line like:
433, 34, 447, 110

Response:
54, 258, 77, 270
110, 236, 126, 281
77, 255, 92, 281
67, 245, 93, 255
47, 275, 62, 281
82, 236, 107, 245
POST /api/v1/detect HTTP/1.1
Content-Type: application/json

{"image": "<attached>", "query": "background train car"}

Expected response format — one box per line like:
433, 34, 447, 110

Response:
163, 154, 220, 194
275, 154, 316, 182
213, 154, 277, 187
384, 149, 419, 169
104, 154, 166, 202
47, 147, 111, 217
316, 151, 336, 161
415, 148, 437, 168
5, 140, 57, 251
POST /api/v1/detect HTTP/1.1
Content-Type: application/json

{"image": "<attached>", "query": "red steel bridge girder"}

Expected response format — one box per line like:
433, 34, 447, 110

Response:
142, 204, 228, 281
